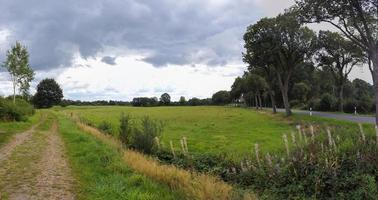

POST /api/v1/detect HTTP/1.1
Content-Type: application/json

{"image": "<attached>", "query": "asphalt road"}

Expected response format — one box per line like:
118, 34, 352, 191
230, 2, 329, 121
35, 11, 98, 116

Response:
276, 109, 376, 124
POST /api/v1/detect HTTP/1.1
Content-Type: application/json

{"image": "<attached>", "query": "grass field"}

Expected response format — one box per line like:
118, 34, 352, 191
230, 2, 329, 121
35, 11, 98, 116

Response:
58, 106, 295, 158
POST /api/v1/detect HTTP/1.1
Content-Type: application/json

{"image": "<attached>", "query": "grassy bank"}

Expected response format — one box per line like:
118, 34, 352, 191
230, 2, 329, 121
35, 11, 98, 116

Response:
57, 113, 184, 200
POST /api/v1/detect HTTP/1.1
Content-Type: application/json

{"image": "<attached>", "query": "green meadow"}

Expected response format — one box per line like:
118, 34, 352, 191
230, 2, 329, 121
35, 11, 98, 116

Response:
60, 106, 295, 158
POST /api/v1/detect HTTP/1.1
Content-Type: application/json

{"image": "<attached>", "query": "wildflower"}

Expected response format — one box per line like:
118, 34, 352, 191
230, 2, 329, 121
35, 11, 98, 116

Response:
283, 134, 290, 156
297, 125, 303, 142
265, 153, 273, 168
375, 125, 378, 146
155, 137, 161, 149
358, 124, 366, 143
291, 132, 296, 144
327, 128, 333, 147
169, 140, 176, 158
254, 143, 261, 168
310, 125, 315, 142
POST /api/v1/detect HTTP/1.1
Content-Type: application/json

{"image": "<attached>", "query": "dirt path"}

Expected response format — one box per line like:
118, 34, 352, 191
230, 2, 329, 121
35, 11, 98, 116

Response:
0, 119, 75, 199
0, 117, 43, 163
34, 121, 75, 200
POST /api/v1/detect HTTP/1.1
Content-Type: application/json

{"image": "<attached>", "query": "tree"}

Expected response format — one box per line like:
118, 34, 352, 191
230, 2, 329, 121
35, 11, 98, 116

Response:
160, 93, 171, 105
243, 13, 317, 115
33, 78, 63, 108
230, 77, 244, 103
244, 73, 268, 109
212, 90, 231, 105
317, 31, 364, 112
295, 0, 378, 123
2, 42, 34, 104
179, 96, 186, 105
292, 82, 310, 103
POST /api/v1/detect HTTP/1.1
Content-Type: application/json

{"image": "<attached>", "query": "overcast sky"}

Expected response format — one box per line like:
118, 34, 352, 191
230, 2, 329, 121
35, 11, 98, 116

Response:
0, 0, 372, 101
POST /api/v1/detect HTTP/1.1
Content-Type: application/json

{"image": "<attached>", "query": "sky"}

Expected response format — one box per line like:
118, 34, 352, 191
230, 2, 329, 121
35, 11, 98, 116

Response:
0, 0, 372, 101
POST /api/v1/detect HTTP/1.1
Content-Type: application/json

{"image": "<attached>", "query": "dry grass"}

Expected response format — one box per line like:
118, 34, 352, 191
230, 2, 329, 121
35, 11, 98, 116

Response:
76, 121, 234, 200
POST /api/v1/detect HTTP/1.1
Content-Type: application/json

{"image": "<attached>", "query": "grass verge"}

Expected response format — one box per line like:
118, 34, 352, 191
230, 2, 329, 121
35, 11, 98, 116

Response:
0, 112, 41, 147
73, 116, 235, 200
57, 113, 184, 200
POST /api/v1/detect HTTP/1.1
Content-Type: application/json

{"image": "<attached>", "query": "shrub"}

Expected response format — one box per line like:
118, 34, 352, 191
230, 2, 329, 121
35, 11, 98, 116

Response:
98, 121, 112, 135
129, 116, 163, 154
318, 93, 337, 111
119, 113, 132, 146
0, 97, 34, 121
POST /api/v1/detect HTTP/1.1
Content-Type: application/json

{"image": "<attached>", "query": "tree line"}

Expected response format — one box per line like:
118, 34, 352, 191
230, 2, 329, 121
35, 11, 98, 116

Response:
221, 1, 377, 119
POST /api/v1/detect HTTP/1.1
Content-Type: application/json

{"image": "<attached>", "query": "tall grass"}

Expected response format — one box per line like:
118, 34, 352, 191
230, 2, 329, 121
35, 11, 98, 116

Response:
75, 117, 234, 200
225, 124, 378, 199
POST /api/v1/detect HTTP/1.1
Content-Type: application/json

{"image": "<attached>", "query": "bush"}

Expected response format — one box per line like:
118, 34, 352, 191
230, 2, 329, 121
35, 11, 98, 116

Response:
98, 121, 112, 135
119, 113, 132, 146
318, 93, 337, 111
129, 116, 163, 154
0, 97, 35, 121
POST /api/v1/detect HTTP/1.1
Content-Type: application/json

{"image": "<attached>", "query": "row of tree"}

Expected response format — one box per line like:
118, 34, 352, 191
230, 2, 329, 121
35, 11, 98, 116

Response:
230, 1, 377, 120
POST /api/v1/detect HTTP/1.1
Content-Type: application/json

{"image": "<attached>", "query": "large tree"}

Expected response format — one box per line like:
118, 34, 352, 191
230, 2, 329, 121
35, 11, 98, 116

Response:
33, 78, 63, 108
243, 13, 317, 116
295, 0, 378, 122
160, 93, 171, 105
317, 31, 364, 112
2, 42, 34, 104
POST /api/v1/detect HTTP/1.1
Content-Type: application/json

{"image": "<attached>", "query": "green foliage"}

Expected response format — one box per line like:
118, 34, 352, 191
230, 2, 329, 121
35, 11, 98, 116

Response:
160, 93, 171, 105
212, 90, 231, 105
292, 82, 309, 103
33, 78, 63, 108
98, 121, 112, 135
2, 42, 34, 103
319, 93, 337, 111
131, 97, 159, 107
179, 96, 186, 105
129, 116, 163, 154
0, 97, 35, 121
119, 113, 132, 146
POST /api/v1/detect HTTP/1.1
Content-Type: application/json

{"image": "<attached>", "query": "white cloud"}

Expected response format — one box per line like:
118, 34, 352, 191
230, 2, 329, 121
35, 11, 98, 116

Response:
53, 55, 243, 101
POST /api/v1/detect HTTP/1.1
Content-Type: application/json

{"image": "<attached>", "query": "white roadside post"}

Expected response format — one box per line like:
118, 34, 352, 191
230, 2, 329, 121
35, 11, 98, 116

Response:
354, 107, 357, 115
310, 107, 312, 116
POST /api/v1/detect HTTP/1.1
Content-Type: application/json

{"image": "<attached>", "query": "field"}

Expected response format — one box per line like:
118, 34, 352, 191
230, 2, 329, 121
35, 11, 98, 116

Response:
59, 106, 295, 158
1, 106, 377, 199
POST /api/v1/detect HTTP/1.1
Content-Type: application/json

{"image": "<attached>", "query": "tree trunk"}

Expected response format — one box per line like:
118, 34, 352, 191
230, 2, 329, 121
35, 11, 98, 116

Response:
277, 75, 292, 116
257, 94, 262, 110
255, 95, 258, 110
372, 51, 378, 126
339, 85, 344, 112
268, 89, 277, 113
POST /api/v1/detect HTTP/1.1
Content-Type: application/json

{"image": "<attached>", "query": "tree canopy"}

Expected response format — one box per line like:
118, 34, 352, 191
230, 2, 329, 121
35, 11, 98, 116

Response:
33, 78, 63, 108
2, 42, 34, 103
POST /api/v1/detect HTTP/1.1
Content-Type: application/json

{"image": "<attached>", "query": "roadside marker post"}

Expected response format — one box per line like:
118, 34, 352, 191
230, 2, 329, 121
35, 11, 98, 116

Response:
354, 107, 357, 115
310, 107, 312, 116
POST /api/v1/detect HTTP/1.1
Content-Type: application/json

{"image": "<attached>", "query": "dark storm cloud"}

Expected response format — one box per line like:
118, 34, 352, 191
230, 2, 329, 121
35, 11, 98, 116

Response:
0, 0, 260, 69
101, 56, 117, 65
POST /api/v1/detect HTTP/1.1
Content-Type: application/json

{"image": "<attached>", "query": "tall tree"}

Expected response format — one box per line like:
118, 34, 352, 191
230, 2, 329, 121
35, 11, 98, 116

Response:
317, 31, 364, 112
243, 13, 316, 116
2, 42, 34, 104
295, 0, 378, 123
